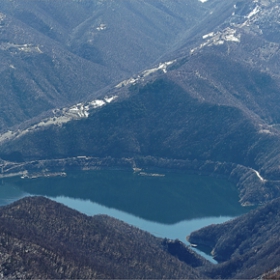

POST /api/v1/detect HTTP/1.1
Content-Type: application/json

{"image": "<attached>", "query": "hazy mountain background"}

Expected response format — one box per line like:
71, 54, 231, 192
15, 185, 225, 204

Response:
0, 0, 213, 131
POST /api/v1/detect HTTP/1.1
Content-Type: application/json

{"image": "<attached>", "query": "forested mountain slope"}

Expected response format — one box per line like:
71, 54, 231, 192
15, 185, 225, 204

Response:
2, 0, 280, 207
0, 0, 211, 131
0, 196, 208, 279
189, 197, 280, 279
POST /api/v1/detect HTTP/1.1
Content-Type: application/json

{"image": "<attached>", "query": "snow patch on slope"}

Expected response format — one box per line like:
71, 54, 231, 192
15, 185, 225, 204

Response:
202, 32, 214, 39
0, 43, 43, 53
0, 95, 118, 144
247, 6, 260, 19
115, 60, 176, 88
96, 23, 106, 31
191, 28, 240, 53
190, 1, 277, 55
104, 95, 118, 103
250, 168, 267, 182
236, 5, 261, 28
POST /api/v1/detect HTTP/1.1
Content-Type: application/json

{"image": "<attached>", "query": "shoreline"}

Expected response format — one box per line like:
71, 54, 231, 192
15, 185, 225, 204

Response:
0, 155, 278, 207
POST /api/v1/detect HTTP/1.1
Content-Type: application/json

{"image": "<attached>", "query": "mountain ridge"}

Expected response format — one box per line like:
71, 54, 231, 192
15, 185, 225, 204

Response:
0, 196, 208, 279
188, 196, 280, 279
1, 77, 280, 206
0, 0, 211, 132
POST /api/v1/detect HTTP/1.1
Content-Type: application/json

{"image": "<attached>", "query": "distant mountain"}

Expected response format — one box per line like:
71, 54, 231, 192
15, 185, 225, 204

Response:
168, 0, 280, 123
188, 197, 280, 279
0, 0, 211, 132
0, 196, 208, 279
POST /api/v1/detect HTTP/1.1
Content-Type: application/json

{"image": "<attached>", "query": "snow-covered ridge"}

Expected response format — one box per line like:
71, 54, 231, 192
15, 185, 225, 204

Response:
0, 59, 175, 142
0, 95, 118, 144
0, 58, 175, 143
115, 60, 176, 88
190, 0, 279, 54
232, 0, 280, 30
0, 43, 43, 53
247, 6, 260, 19
191, 27, 241, 54
233, 4, 261, 28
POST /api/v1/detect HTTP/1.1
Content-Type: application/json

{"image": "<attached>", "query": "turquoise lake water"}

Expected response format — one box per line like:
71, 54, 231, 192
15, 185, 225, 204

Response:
0, 170, 251, 262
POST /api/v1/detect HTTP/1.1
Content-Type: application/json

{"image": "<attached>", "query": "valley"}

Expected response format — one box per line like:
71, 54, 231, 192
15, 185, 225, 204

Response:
0, 169, 250, 263
1, 0, 280, 278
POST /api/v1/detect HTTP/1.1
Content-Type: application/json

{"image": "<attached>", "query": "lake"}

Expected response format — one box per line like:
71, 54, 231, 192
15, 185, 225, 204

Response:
0, 169, 250, 262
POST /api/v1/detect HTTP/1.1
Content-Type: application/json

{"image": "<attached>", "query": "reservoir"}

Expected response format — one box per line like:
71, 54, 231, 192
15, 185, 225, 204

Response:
0, 169, 250, 262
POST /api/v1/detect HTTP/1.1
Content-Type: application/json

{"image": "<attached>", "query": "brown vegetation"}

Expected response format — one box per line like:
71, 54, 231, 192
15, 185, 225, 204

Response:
189, 197, 280, 279
0, 196, 207, 279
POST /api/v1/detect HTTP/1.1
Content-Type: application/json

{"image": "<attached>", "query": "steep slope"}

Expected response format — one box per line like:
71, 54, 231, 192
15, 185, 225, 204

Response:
2, 1, 280, 278
0, 196, 208, 279
171, 0, 280, 78
168, 0, 280, 123
0, 12, 108, 131
0, 0, 210, 132
188, 197, 280, 279
1, 77, 280, 206
164, 0, 280, 181
1, 0, 280, 207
